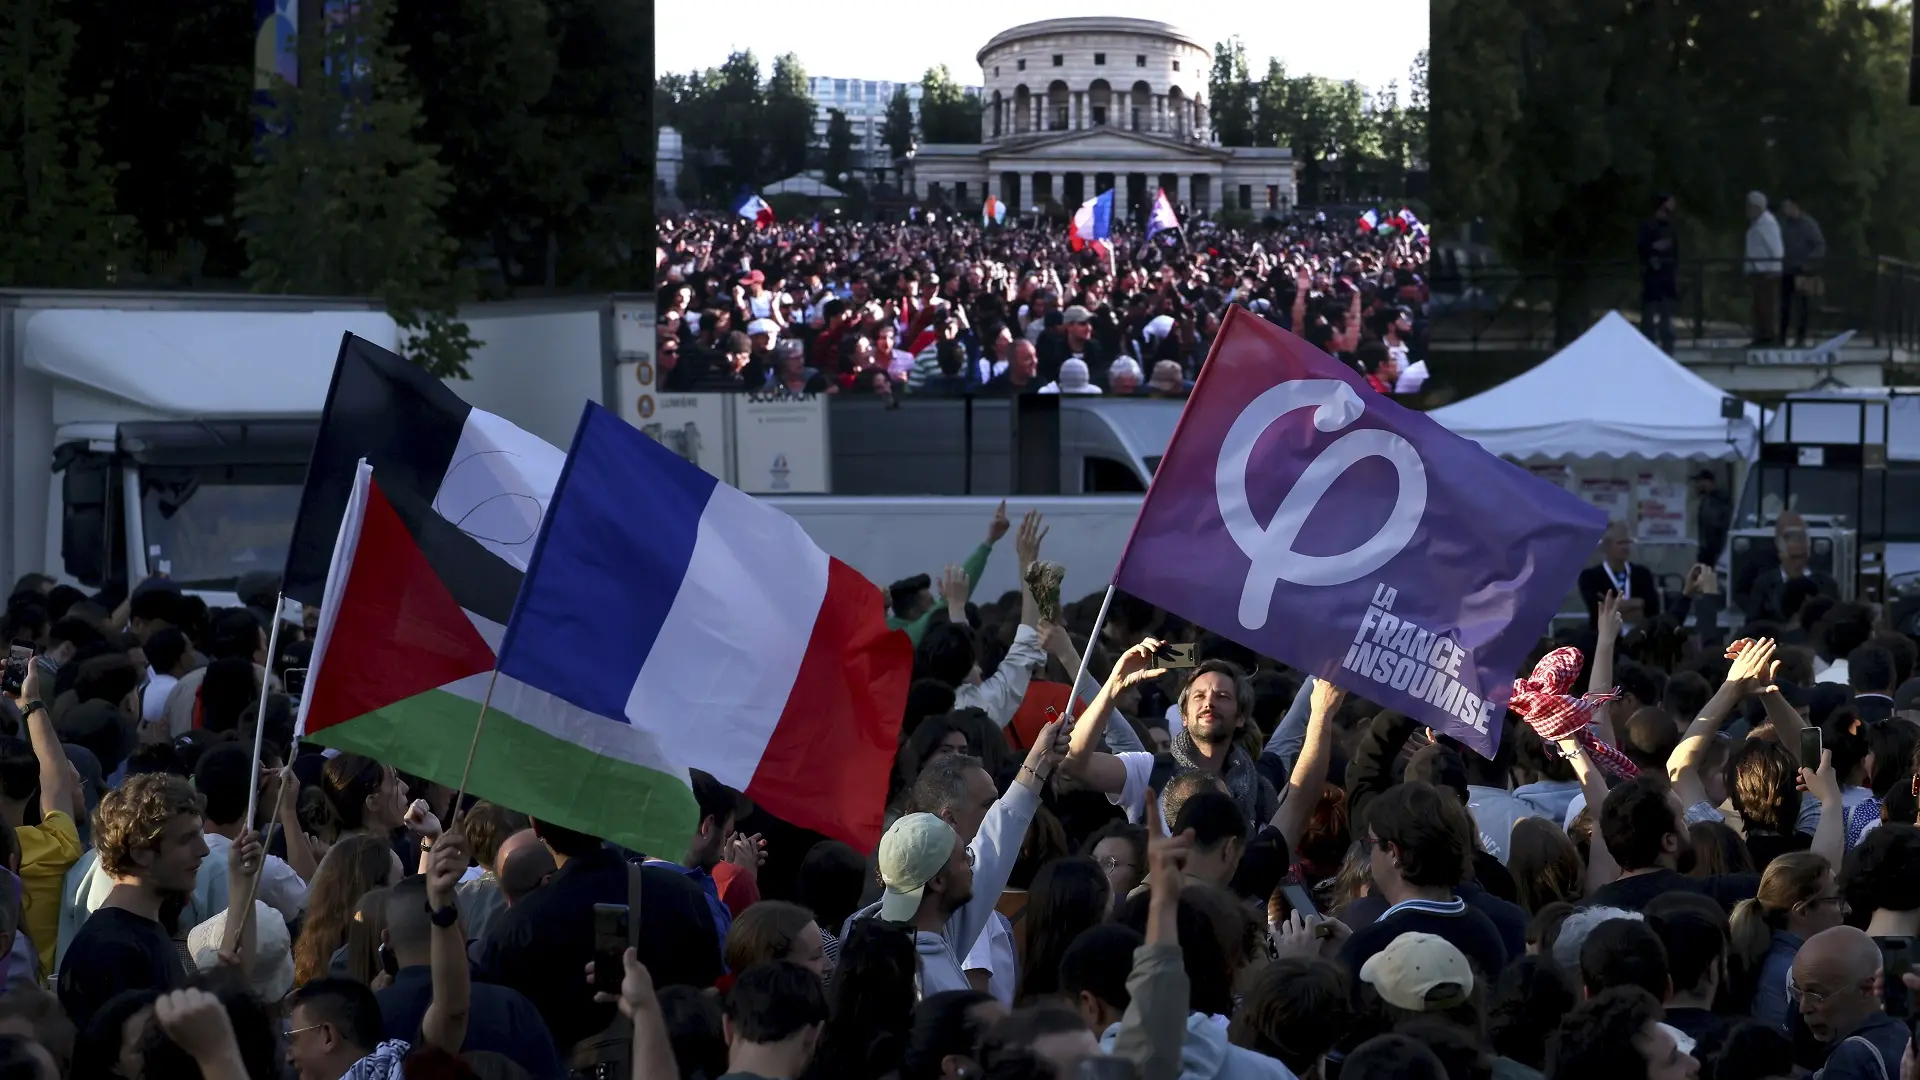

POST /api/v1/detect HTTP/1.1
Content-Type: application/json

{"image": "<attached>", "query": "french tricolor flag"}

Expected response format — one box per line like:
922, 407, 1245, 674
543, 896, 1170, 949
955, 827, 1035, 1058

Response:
734, 191, 775, 228
496, 403, 911, 849
1070, 190, 1114, 253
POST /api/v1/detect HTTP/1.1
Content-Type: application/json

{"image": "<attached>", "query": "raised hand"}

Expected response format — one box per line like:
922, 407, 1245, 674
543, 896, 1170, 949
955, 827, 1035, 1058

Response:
726, 833, 767, 879
1309, 677, 1347, 716
986, 500, 1011, 545
404, 799, 443, 841
1798, 748, 1842, 806
226, 830, 263, 882
1143, 789, 1192, 900
940, 564, 971, 617
1108, 639, 1170, 692
153, 989, 240, 1065
1597, 590, 1623, 638
425, 830, 468, 910
1016, 509, 1049, 569
1725, 638, 1779, 695
589, 947, 659, 1020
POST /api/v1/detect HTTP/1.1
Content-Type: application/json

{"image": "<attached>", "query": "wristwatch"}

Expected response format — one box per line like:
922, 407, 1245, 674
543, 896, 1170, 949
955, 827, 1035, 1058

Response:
427, 901, 460, 928
22, 700, 45, 719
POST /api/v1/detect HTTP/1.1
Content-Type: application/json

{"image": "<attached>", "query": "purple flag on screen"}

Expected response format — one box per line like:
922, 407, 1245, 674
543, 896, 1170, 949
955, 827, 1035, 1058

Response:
1114, 307, 1607, 756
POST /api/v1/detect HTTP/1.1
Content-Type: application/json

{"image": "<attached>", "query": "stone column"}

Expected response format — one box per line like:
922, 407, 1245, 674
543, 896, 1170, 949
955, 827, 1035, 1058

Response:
1115, 90, 1127, 129
1175, 173, 1191, 209
1073, 92, 1083, 130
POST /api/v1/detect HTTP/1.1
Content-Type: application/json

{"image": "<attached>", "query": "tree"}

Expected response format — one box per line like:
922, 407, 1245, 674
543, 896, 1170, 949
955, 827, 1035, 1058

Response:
1252, 60, 1292, 149
823, 108, 855, 186
704, 50, 769, 193
919, 65, 980, 143
764, 53, 815, 180
881, 85, 915, 164
1433, 0, 1920, 342
1209, 38, 1256, 147
0, 0, 132, 287
59, 0, 252, 282
385, 0, 558, 293
519, 0, 653, 289
237, 0, 478, 376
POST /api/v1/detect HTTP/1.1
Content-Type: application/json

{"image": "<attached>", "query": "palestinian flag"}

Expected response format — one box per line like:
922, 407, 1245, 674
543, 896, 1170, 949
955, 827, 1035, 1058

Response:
286, 336, 699, 857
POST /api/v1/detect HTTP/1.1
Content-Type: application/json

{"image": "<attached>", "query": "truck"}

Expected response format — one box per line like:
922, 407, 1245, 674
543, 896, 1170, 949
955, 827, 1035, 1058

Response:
3, 288, 1177, 613
2, 290, 651, 608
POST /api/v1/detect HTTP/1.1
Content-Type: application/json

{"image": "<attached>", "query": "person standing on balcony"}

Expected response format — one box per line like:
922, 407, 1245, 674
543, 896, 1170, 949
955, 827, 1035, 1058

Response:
1638, 193, 1680, 353
1745, 191, 1786, 347
1779, 198, 1827, 348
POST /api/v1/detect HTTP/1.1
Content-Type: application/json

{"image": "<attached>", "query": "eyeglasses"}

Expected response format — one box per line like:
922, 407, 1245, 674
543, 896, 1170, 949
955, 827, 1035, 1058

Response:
1787, 976, 1871, 1008
1798, 893, 1849, 913
1096, 856, 1137, 874
283, 1022, 327, 1040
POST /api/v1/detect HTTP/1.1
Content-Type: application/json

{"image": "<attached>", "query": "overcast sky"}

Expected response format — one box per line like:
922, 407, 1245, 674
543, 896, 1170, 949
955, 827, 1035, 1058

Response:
656, 1, 1427, 96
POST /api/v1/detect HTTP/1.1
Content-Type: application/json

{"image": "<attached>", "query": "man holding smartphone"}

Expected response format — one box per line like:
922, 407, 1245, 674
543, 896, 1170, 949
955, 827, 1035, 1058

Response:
1062, 639, 1281, 833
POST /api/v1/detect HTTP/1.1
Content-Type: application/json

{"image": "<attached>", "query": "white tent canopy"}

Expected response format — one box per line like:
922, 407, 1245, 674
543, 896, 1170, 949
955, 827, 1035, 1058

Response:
1428, 310, 1762, 461
761, 172, 847, 198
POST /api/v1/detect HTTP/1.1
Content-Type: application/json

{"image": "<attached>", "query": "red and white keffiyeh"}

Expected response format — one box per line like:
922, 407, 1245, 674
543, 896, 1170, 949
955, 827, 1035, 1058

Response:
1509, 646, 1638, 779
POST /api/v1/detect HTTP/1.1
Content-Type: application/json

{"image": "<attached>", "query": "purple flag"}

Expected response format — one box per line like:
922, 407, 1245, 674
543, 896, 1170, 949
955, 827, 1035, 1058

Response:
1114, 307, 1607, 755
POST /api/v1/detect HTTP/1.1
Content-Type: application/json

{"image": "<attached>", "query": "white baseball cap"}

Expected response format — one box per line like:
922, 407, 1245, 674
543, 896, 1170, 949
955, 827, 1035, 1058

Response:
877, 813, 957, 922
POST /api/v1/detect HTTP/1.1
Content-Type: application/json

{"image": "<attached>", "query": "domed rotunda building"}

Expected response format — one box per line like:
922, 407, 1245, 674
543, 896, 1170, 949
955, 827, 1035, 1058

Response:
912, 17, 1295, 222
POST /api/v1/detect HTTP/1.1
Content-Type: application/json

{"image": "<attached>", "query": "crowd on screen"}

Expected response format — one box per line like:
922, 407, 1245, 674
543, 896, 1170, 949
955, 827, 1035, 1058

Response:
653, 212, 1431, 401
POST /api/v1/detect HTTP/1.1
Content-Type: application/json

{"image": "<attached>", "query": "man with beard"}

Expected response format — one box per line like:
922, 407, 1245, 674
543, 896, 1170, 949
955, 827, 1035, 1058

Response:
1061, 648, 1279, 833
1584, 775, 1760, 912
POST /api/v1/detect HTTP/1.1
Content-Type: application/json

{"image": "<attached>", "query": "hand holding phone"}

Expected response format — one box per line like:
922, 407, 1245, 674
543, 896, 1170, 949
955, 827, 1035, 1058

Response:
2, 640, 33, 698
1799, 727, 1823, 767
593, 904, 631, 996
1152, 642, 1197, 670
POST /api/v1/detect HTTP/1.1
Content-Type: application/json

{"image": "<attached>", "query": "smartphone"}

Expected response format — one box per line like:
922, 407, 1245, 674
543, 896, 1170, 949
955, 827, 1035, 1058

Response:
282, 667, 308, 701
1153, 642, 1197, 670
592, 903, 630, 996
1882, 938, 1915, 1020
1279, 876, 1321, 922
2, 640, 34, 697
1800, 727, 1823, 766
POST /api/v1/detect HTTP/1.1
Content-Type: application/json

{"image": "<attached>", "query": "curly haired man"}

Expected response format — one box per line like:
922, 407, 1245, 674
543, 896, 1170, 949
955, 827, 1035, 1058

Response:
56, 773, 208, 1028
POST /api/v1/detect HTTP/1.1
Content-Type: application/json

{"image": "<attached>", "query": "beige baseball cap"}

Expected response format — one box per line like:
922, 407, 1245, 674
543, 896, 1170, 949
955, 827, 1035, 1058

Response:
878, 813, 957, 922
1358, 932, 1474, 1012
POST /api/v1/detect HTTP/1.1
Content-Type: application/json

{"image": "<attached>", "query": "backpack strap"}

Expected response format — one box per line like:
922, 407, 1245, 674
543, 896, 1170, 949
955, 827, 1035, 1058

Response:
1839, 1034, 1890, 1080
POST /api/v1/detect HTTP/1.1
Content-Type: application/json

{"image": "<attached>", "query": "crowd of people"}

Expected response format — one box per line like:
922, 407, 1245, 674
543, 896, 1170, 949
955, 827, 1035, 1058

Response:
6, 492, 1920, 1080
653, 212, 1431, 401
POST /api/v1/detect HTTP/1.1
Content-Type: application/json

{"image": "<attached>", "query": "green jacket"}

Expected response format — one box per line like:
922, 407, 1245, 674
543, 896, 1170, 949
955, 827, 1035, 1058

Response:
886, 542, 993, 645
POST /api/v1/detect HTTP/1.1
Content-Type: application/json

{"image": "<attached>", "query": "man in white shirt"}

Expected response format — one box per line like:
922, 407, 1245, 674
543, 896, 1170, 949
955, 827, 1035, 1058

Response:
1744, 191, 1785, 345
840, 722, 1062, 998
139, 628, 189, 728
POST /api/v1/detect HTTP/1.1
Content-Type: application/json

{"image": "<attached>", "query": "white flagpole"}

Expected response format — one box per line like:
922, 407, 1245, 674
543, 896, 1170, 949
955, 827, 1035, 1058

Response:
242, 595, 289, 830
1066, 585, 1118, 719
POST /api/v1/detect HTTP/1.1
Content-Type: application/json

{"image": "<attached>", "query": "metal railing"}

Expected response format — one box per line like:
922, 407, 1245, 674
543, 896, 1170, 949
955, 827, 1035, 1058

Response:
1428, 255, 1920, 354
